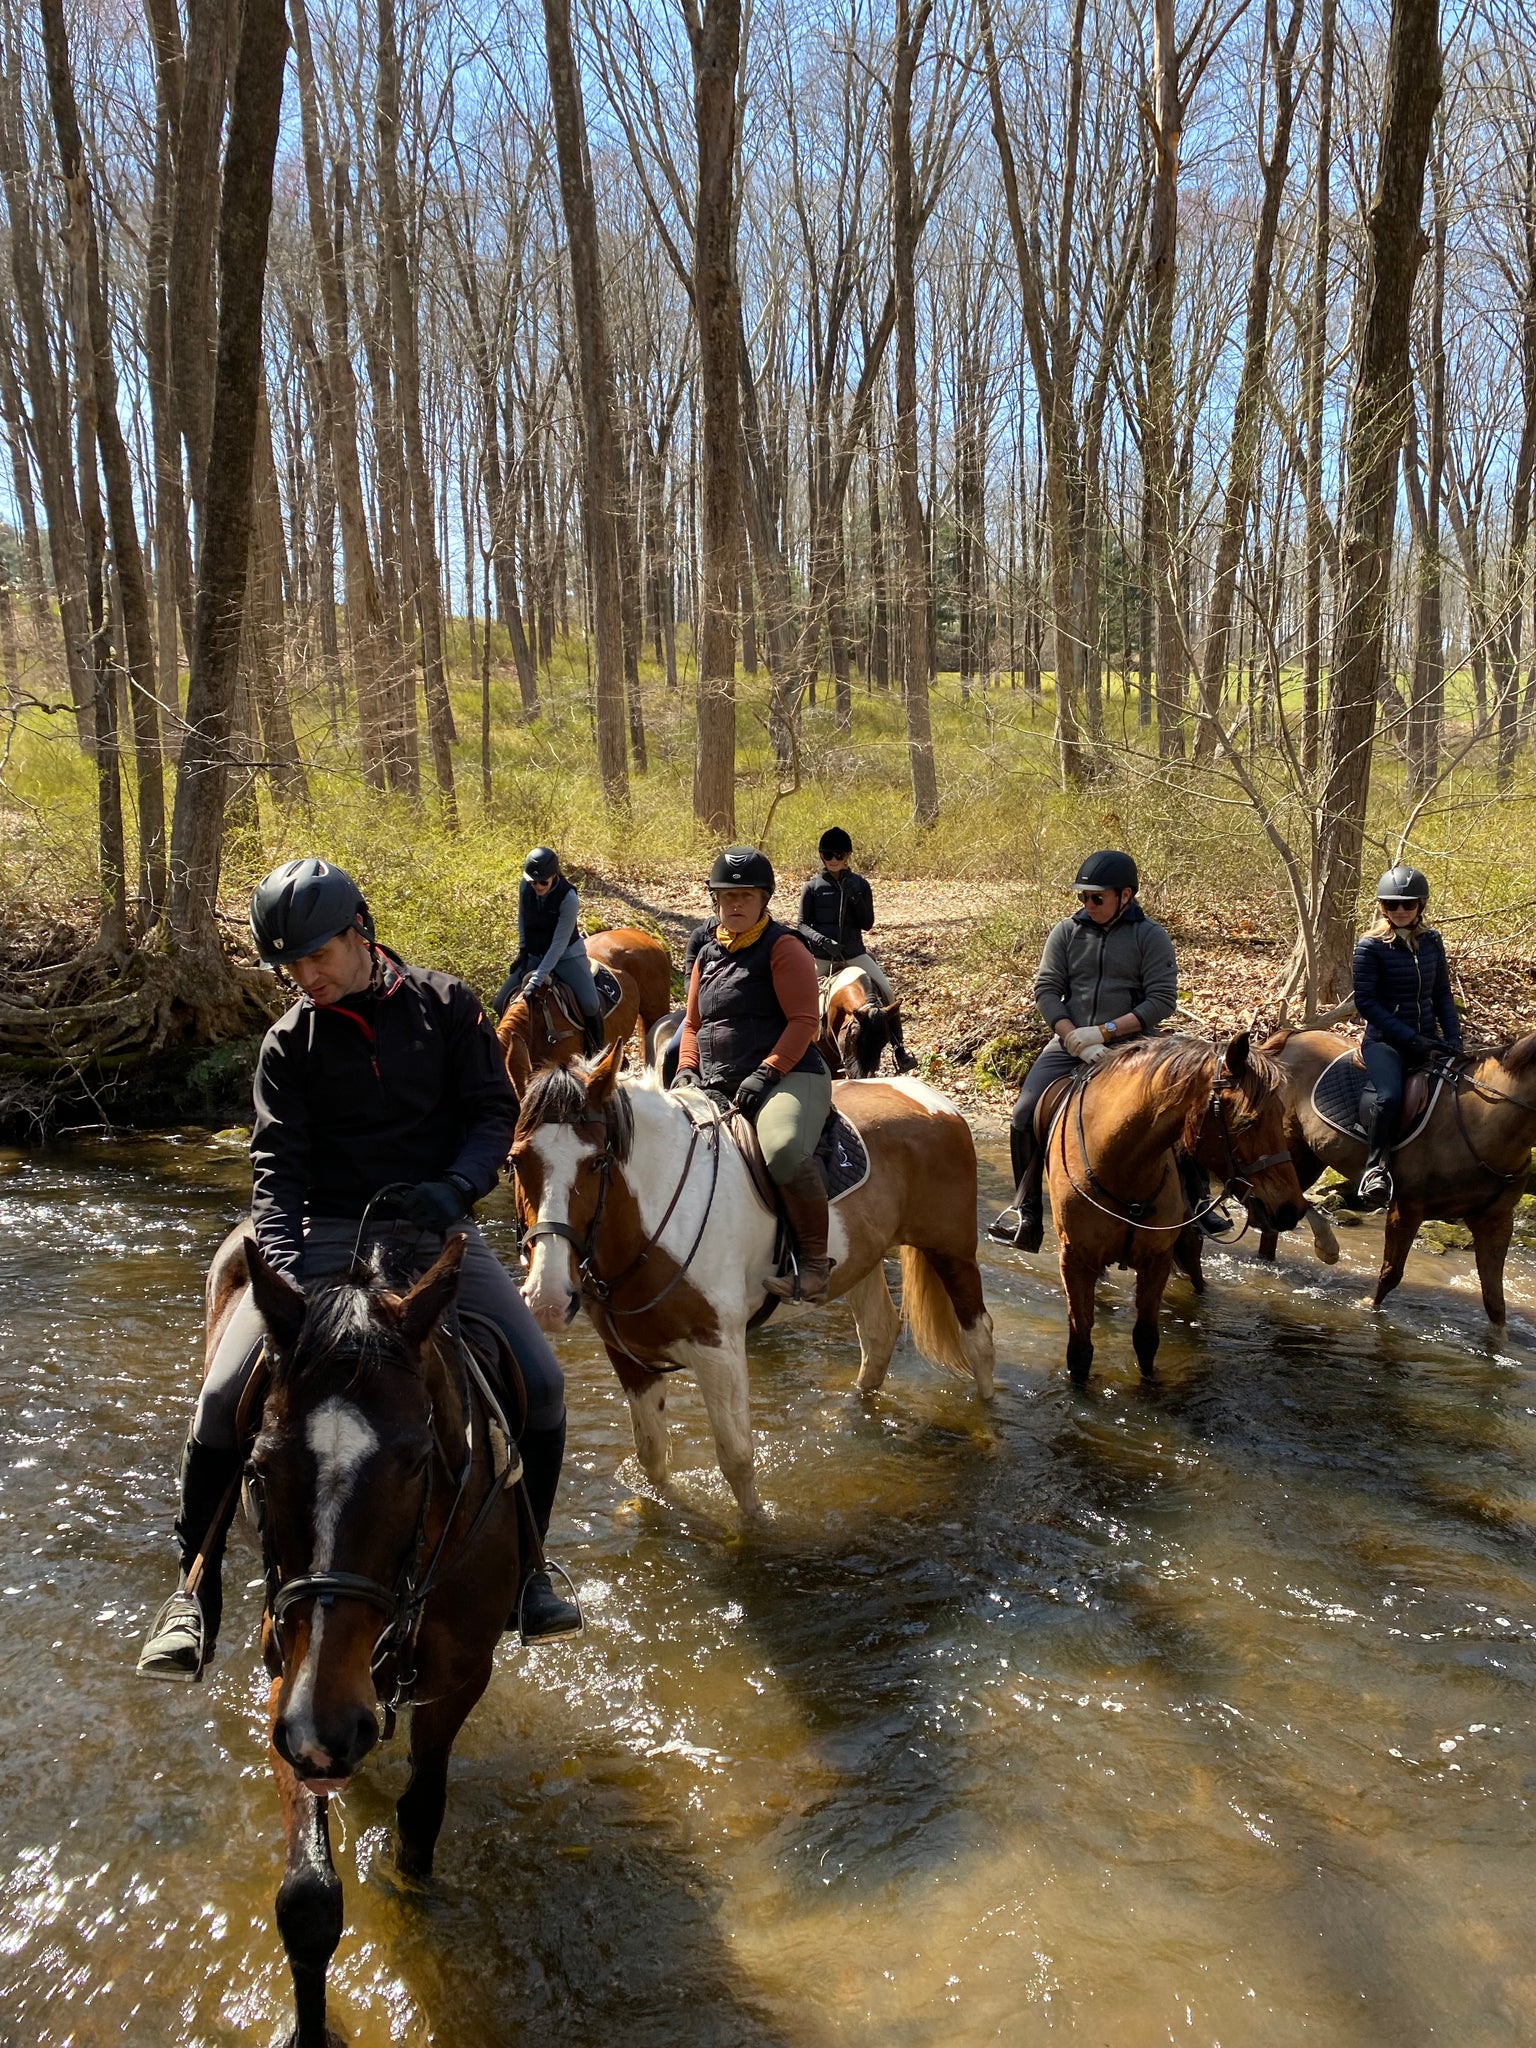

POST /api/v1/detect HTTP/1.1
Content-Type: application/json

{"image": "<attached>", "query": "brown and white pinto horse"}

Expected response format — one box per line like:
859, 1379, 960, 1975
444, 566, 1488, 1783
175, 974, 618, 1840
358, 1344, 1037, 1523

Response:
818, 964, 904, 1077
220, 1230, 524, 2048
512, 1040, 995, 1520
1045, 1034, 1305, 1382
1259, 1027, 1536, 1326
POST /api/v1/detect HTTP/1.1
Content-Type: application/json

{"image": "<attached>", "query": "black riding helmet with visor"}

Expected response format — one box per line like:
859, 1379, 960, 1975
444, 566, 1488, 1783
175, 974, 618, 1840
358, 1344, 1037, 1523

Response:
250, 858, 373, 966
1376, 864, 1430, 906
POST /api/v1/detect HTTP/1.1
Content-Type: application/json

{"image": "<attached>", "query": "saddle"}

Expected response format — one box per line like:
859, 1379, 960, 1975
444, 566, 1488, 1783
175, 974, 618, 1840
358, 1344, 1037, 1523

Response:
536, 963, 624, 1038
1310, 1050, 1445, 1148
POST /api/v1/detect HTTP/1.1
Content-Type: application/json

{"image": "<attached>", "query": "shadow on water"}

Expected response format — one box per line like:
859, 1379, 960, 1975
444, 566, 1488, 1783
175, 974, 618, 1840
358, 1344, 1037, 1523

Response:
3, 1133, 1536, 2044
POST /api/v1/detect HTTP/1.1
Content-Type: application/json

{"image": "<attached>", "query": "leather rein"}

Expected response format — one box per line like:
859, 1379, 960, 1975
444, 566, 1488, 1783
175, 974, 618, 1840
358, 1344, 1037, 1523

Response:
521, 1097, 724, 1374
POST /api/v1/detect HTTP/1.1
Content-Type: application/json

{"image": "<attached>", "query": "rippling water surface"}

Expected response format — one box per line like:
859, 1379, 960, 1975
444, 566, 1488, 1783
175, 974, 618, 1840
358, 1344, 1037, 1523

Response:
2, 1131, 1535, 2045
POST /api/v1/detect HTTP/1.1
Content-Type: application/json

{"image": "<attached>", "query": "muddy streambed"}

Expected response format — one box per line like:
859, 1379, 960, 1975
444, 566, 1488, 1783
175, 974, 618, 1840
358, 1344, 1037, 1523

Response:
1, 1131, 1534, 2045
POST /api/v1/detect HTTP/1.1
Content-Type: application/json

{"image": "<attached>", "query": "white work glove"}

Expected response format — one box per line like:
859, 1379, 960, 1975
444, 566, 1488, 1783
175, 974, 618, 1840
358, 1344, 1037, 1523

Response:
1064, 1025, 1105, 1058
1077, 1040, 1109, 1065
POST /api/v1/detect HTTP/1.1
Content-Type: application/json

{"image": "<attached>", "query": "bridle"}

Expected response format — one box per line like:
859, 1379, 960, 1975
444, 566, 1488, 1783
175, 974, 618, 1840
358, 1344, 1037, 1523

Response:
521, 1093, 724, 1374
1440, 1053, 1532, 1187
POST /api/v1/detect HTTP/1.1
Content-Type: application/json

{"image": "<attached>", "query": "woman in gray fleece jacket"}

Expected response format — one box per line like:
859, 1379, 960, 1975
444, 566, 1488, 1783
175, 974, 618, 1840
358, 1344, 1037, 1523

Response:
991, 850, 1178, 1251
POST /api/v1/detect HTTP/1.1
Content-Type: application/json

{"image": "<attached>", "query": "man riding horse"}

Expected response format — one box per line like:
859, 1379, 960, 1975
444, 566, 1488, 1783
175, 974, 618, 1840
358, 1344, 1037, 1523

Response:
493, 846, 605, 1056
798, 826, 918, 1073
672, 845, 836, 1302
137, 857, 579, 1681
991, 850, 1181, 1252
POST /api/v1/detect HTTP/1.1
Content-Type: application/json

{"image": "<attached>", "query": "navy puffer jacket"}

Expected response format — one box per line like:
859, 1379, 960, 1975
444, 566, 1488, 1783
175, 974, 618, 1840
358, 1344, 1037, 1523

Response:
1352, 926, 1461, 1053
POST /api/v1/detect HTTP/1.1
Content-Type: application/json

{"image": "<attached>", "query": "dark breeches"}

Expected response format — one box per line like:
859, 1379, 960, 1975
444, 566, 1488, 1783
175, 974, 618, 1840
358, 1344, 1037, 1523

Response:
1361, 1040, 1405, 1119
1009, 1041, 1077, 1181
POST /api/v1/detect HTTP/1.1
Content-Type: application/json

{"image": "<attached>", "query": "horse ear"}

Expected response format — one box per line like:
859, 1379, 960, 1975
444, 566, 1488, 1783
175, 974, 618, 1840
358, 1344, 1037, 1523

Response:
245, 1237, 306, 1354
583, 1032, 626, 1106
1224, 1031, 1251, 1078
387, 1233, 466, 1350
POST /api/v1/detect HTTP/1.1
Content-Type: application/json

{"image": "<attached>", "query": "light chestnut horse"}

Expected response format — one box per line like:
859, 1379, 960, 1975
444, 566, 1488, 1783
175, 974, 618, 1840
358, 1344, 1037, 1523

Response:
511, 1041, 995, 1520
586, 926, 674, 1036
1259, 1027, 1536, 1326
497, 968, 640, 1100
1046, 1035, 1306, 1382
818, 964, 904, 1078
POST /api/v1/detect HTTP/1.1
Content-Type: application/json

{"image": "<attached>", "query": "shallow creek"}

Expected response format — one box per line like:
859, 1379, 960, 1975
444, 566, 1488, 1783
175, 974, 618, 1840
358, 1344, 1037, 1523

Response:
1, 1131, 1533, 2045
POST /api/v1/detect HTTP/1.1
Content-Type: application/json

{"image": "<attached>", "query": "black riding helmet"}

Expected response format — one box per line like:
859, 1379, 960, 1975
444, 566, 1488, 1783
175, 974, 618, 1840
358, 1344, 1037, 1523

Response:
250, 859, 372, 966
1071, 849, 1139, 894
818, 826, 853, 860
523, 846, 560, 883
707, 845, 775, 894
1376, 864, 1430, 904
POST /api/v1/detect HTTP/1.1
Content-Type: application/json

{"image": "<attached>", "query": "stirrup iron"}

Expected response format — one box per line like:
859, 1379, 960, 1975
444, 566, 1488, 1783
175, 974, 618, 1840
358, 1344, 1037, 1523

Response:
136, 1588, 208, 1683
517, 1559, 584, 1647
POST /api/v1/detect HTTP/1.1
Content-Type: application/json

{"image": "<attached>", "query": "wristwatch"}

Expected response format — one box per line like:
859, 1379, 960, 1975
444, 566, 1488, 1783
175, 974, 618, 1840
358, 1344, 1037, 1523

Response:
1103, 1019, 1116, 1041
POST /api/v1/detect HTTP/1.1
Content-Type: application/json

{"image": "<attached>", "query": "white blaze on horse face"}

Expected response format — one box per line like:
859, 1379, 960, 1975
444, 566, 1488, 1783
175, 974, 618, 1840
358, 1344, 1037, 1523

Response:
306, 1397, 380, 1572
523, 1124, 588, 1322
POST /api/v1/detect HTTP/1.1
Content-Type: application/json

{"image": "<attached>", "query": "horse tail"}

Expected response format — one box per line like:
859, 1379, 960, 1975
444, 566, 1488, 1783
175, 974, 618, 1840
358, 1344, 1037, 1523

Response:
899, 1247, 973, 1380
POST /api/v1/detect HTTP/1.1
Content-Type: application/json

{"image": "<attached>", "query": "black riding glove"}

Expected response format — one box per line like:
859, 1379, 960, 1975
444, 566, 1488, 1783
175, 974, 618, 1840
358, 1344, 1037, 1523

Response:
1409, 1033, 1438, 1060
672, 1066, 703, 1091
399, 1176, 473, 1233
734, 1065, 780, 1120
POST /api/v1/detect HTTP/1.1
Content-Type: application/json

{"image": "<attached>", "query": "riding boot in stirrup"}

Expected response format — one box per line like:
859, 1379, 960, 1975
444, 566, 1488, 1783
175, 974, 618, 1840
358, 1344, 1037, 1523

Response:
766, 1157, 834, 1302
136, 1436, 244, 1682
510, 1418, 583, 1643
888, 1009, 919, 1075
1356, 1104, 1399, 1211
989, 1125, 1044, 1252
580, 1010, 605, 1059
1178, 1151, 1231, 1236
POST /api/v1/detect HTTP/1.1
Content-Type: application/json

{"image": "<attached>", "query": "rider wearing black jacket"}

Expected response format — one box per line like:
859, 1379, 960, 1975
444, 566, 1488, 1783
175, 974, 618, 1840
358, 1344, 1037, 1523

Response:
797, 827, 917, 1072
137, 859, 579, 1683
1351, 865, 1462, 1208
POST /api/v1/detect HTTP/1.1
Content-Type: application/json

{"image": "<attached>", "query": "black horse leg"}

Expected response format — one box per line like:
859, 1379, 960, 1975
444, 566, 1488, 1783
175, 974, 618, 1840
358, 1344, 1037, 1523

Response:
1132, 1255, 1174, 1378
396, 1667, 490, 1879
1061, 1252, 1097, 1384
1256, 1229, 1278, 1262
269, 1685, 344, 2048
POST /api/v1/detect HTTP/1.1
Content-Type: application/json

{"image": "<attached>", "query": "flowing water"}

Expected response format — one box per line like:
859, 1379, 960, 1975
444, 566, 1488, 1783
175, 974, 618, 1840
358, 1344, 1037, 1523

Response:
3, 1131, 1536, 2047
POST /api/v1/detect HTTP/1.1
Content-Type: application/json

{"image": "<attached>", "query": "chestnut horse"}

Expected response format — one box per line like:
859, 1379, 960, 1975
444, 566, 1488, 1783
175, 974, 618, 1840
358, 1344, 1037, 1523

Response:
1258, 1027, 1536, 1326
221, 1230, 524, 2048
587, 926, 673, 1035
512, 1040, 995, 1520
818, 964, 904, 1077
1045, 1034, 1305, 1382
498, 967, 640, 1098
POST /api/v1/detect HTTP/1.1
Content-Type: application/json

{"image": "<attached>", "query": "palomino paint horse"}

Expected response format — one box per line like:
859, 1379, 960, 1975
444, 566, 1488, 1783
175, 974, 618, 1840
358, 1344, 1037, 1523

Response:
512, 1039, 995, 1519
1258, 1028, 1536, 1326
498, 966, 640, 1098
1045, 1034, 1306, 1382
818, 964, 904, 1077
228, 1230, 524, 2048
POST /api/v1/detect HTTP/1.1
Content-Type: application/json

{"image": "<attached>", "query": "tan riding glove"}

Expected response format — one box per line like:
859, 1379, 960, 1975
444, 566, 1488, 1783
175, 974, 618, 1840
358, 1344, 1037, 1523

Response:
1064, 1025, 1106, 1058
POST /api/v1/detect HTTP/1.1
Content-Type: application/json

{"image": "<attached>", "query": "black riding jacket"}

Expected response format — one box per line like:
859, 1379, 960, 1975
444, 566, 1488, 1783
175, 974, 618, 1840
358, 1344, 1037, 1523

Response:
1352, 927, 1461, 1054
798, 869, 876, 962
249, 952, 517, 1278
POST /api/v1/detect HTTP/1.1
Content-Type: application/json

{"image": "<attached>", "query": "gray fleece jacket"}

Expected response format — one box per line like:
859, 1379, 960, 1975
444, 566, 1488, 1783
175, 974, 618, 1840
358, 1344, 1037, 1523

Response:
1033, 903, 1178, 1032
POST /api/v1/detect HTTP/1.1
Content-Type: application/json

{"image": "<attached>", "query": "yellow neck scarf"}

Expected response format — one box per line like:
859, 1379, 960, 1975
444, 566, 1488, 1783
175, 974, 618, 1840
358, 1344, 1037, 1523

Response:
715, 913, 770, 954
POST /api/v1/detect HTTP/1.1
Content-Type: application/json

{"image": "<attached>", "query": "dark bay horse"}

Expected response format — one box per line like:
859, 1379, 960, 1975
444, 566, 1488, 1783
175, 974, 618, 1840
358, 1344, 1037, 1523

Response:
233, 1231, 525, 2047
1045, 1035, 1305, 1382
512, 1041, 995, 1519
818, 964, 904, 1077
1259, 1027, 1536, 1325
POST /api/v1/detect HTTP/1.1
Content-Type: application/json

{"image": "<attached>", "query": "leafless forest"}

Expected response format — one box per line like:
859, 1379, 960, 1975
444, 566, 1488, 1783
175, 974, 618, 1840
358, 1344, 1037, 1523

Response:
0, 0, 1531, 1037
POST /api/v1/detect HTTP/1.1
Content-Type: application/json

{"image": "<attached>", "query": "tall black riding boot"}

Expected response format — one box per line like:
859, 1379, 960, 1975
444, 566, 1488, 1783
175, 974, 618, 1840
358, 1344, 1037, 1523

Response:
1178, 1150, 1230, 1235
581, 1009, 605, 1057
888, 1006, 919, 1074
513, 1418, 582, 1643
989, 1121, 1043, 1251
136, 1435, 244, 1681
765, 1157, 834, 1301
1356, 1104, 1400, 1211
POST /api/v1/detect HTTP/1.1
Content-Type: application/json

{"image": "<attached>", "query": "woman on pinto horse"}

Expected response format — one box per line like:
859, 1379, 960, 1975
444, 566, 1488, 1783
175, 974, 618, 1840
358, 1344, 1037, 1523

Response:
137, 857, 579, 1683
672, 845, 836, 1301
798, 826, 918, 1072
1352, 864, 1463, 1209
494, 846, 605, 1057
992, 850, 1182, 1251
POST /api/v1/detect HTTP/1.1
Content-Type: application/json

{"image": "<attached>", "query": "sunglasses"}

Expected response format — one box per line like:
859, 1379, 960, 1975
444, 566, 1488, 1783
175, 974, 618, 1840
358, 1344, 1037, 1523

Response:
1077, 890, 1112, 906
1380, 899, 1420, 910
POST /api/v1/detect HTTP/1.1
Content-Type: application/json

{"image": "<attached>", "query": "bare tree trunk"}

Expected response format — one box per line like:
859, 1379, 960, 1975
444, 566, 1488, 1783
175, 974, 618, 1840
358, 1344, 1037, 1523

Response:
376, 0, 456, 817
867, 408, 890, 689
893, 0, 938, 825
1315, 0, 1441, 997
41, 0, 166, 922
1301, 0, 1335, 775
1144, 0, 1185, 760
689, 0, 742, 835
167, 0, 233, 520
1403, 143, 1446, 797
168, 0, 287, 956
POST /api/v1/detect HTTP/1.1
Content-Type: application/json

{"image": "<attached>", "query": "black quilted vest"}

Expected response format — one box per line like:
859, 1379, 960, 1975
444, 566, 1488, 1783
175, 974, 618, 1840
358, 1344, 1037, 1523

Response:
694, 919, 826, 1095
520, 873, 573, 954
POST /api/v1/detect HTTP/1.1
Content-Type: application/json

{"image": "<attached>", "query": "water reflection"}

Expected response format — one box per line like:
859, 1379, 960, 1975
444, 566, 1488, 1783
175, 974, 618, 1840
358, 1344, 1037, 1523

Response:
1, 1133, 1533, 2043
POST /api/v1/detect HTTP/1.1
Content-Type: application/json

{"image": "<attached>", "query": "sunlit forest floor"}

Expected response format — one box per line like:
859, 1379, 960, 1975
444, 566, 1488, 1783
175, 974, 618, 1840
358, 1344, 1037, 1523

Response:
4, 630, 1534, 1110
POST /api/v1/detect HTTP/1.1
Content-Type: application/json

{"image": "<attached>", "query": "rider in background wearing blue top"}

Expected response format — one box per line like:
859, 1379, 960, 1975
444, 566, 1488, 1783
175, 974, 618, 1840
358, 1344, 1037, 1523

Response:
1351, 864, 1462, 1210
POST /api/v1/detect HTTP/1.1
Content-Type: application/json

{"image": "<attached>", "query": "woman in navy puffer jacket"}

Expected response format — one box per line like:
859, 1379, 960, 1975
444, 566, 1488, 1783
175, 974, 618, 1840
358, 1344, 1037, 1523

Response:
1352, 864, 1462, 1208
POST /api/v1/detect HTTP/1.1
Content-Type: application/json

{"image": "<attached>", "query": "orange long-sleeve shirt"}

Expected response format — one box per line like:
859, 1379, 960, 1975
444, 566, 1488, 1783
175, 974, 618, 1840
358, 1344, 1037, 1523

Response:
677, 932, 821, 1080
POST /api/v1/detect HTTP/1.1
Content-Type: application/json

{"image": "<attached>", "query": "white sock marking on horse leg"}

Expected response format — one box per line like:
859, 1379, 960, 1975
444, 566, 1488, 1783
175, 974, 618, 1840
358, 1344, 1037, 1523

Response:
627, 1380, 670, 1485
691, 1339, 759, 1518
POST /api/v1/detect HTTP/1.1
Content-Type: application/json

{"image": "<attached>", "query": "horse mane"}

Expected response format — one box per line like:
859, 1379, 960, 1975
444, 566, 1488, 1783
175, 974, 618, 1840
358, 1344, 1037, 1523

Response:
516, 1059, 635, 1162
285, 1265, 412, 1389
1498, 1029, 1536, 1077
1110, 1035, 1218, 1150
